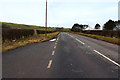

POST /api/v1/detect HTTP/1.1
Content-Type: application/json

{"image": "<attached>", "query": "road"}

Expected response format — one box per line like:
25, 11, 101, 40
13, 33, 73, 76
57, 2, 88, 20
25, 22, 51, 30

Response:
2, 32, 119, 78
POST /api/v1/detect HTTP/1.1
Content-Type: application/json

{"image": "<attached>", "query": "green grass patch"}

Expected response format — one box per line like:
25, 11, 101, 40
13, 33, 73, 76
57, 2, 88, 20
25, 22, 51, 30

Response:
2, 22, 56, 31
2, 32, 59, 52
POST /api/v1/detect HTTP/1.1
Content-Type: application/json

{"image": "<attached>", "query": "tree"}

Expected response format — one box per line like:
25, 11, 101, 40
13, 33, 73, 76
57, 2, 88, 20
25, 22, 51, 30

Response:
71, 23, 81, 32
94, 24, 100, 29
103, 20, 116, 30
114, 20, 120, 30
82, 25, 89, 30
71, 23, 88, 32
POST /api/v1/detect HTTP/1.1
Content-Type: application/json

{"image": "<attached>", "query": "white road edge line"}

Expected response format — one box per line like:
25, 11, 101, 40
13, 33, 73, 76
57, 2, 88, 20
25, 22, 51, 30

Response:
71, 35, 74, 38
68, 34, 85, 45
47, 60, 53, 69
75, 38, 85, 45
93, 50, 120, 67
52, 51, 55, 55
69, 35, 73, 38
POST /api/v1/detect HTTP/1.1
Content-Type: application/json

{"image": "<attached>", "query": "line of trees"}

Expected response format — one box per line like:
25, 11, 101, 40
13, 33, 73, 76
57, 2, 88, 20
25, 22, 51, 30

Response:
71, 19, 120, 32
103, 20, 120, 30
94, 20, 120, 30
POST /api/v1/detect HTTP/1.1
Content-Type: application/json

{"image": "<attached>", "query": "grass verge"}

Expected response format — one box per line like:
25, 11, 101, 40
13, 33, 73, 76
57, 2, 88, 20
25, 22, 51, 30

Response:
69, 32, 120, 45
2, 32, 59, 52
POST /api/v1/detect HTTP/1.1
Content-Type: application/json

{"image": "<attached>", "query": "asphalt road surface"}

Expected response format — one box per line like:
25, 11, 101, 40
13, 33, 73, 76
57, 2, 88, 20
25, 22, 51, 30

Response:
2, 32, 119, 78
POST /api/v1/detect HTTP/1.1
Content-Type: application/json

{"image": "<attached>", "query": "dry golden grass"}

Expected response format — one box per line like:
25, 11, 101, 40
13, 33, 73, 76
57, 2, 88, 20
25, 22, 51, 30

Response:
2, 32, 59, 52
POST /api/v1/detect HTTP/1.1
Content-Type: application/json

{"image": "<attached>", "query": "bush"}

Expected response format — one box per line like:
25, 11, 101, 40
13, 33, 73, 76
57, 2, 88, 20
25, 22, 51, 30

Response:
81, 30, 120, 38
36, 30, 56, 34
2, 28, 34, 41
2, 28, 57, 42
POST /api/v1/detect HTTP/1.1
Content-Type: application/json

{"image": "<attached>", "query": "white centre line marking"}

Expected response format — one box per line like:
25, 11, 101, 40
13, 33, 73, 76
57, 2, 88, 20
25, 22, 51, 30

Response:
52, 51, 55, 55
54, 46, 56, 49
57, 38, 59, 41
75, 38, 85, 45
55, 42, 57, 45
47, 60, 53, 69
93, 50, 120, 67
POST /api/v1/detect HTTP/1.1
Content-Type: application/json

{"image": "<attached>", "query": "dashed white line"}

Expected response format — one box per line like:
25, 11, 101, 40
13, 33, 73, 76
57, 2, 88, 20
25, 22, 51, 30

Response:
70, 35, 74, 38
58, 34, 60, 36
93, 50, 120, 67
75, 38, 85, 45
52, 51, 55, 55
55, 42, 57, 45
69, 35, 73, 38
47, 60, 53, 69
88, 46, 90, 47
54, 46, 56, 49
57, 37, 59, 40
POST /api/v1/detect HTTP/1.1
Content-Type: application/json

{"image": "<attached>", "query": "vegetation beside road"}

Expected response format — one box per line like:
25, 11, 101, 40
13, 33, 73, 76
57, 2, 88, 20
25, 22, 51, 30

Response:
70, 32, 120, 45
2, 28, 57, 42
70, 20, 120, 45
2, 32, 59, 52
1, 22, 56, 30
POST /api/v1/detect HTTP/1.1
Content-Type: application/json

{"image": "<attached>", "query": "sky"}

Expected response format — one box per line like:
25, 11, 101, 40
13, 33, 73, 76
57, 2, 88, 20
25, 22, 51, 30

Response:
118, 1, 120, 20
0, 0, 119, 28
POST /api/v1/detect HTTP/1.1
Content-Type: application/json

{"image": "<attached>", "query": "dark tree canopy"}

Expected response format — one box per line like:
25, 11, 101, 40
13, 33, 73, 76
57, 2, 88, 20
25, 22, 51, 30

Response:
94, 24, 100, 29
103, 20, 116, 30
71, 23, 88, 32
71, 23, 81, 32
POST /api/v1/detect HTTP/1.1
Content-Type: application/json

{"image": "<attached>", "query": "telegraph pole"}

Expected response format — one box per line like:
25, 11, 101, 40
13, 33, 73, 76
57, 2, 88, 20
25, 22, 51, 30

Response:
45, 0, 47, 37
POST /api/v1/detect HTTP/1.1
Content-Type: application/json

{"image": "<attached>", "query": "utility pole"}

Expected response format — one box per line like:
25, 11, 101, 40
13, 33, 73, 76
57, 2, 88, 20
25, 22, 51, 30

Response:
45, 0, 47, 37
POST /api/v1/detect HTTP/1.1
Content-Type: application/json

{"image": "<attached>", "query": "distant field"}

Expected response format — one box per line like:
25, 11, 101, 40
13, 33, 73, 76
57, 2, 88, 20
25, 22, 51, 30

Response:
1, 22, 56, 31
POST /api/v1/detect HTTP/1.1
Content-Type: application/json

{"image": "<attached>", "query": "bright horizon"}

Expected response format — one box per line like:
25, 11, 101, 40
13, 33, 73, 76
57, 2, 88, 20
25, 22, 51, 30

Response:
0, 0, 119, 28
